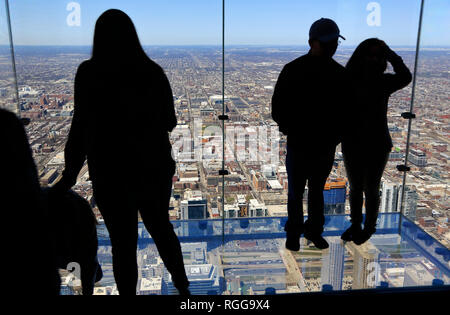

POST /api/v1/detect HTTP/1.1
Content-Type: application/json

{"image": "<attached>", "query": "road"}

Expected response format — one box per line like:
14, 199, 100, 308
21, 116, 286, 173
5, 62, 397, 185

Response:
278, 239, 307, 292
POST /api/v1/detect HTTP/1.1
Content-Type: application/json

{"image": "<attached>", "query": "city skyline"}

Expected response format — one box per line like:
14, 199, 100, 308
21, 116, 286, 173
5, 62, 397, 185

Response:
2, 44, 447, 248
0, 1, 448, 295
1, 43, 448, 297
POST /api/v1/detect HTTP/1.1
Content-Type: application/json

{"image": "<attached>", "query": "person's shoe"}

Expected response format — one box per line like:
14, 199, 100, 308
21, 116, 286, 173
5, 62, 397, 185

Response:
177, 287, 191, 296
285, 229, 303, 251
95, 264, 103, 283
285, 234, 301, 251
341, 224, 363, 242
353, 228, 376, 245
284, 224, 303, 251
304, 232, 329, 249
174, 278, 190, 296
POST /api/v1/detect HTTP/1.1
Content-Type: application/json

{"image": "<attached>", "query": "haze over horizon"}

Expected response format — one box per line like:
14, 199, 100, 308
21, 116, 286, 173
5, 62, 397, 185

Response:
1, 0, 449, 46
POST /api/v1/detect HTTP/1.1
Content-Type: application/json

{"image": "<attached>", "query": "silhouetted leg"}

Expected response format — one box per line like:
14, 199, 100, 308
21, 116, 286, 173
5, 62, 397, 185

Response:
79, 215, 101, 295
304, 153, 335, 235
285, 145, 307, 234
362, 151, 389, 233
80, 257, 97, 295
139, 174, 189, 293
305, 176, 327, 235
95, 192, 138, 295
343, 151, 364, 227
108, 212, 138, 295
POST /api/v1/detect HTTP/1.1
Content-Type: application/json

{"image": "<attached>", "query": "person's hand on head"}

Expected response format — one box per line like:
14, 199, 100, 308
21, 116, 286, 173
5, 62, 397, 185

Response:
381, 41, 397, 62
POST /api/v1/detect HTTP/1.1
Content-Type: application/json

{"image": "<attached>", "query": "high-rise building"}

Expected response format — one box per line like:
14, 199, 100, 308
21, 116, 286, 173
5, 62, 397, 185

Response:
381, 181, 399, 212
323, 180, 346, 215
164, 264, 222, 295
223, 198, 267, 218
224, 204, 239, 218
181, 242, 208, 265
237, 194, 248, 217
249, 199, 268, 217
389, 148, 404, 161
348, 242, 380, 289
381, 182, 417, 221
320, 238, 345, 290
397, 185, 418, 221
408, 149, 427, 167
180, 197, 208, 220
403, 264, 434, 286
139, 277, 163, 295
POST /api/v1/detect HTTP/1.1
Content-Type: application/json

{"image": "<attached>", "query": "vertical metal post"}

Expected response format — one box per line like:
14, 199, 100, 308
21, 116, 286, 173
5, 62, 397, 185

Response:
5, 0, 20, 114
399, 0, 424, 233
221, 0, 225, 246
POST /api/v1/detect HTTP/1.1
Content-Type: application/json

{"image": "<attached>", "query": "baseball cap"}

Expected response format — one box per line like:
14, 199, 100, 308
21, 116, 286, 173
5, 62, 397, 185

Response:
309, 18, 346, 42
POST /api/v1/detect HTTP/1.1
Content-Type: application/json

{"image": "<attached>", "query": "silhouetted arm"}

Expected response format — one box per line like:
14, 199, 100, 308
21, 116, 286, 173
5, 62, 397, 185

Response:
3, 109, 42, 207
1, 109, 60, 295
271, 66, 290, 135
160, 69, 177, 132
383, 49, 412, 95
58, 63, 88, 190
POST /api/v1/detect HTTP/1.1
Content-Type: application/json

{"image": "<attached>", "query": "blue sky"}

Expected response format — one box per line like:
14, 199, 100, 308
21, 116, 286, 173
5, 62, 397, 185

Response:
2, 0, 449, 46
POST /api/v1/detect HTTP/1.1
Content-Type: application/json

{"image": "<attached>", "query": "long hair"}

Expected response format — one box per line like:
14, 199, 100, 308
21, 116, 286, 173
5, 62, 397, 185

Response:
346, 38, 387, 79
91, 9, 148, 63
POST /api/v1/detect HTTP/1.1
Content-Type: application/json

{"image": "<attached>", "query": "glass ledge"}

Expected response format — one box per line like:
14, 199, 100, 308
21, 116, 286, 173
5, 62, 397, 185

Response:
62, 213, 449, 295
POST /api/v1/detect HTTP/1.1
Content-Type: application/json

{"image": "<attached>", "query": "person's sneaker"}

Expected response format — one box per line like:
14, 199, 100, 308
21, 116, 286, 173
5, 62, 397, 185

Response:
304, 232, 329, 249
353, 228, 375, 245
284, 224, 303, 251
285, 229, 302, 251
177, 288, 191, 296
95, 264, 103, 283
341, 224, 362, 242
177, 287, 191, 296
285, 234, 301, 251
174, 279, 191, 296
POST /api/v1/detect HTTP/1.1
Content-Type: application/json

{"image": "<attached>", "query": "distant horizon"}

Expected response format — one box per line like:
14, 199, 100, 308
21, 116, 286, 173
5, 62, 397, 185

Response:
3, 0, 449, 47
2, 44, 450, 49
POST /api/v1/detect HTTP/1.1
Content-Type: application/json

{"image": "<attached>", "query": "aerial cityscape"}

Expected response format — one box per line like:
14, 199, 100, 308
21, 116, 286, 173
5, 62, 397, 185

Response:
0, 43, 448, 294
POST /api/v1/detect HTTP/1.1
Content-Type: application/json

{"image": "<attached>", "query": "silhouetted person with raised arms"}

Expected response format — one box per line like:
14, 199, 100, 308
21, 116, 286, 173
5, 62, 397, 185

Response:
272, 18, 346, 250
52, 9, 189, 295
0, 108, 60, 295
341, 39, 412, 245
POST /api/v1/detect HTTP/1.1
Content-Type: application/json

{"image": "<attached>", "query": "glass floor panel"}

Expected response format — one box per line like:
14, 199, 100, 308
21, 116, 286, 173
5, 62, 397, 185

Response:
60, 213, 450, 295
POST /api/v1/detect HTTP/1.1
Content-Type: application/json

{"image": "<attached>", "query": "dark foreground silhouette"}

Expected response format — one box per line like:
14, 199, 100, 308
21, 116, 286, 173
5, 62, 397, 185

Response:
44, 187, 103, 295
0, 108, 60, 295
272, 18, 347, 250
52, 9, 189, 295
341, 38, 412, 245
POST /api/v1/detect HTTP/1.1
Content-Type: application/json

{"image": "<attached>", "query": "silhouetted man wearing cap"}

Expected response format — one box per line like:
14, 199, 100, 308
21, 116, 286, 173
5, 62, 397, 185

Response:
272, 18, 346, 250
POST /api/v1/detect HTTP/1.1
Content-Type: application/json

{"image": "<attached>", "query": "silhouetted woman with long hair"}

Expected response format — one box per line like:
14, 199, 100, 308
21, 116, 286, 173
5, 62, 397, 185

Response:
53, 9, 189, 295
341, 38, 412, 245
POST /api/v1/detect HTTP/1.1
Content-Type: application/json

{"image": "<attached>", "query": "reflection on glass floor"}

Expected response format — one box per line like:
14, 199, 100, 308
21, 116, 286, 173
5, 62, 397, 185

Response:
60, 213, 450, 295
